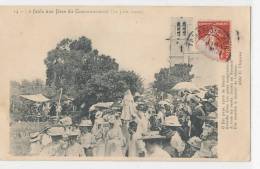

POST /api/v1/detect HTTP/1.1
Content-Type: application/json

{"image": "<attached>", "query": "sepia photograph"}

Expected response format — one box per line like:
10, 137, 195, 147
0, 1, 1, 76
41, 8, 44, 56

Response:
0, 6, 250, 161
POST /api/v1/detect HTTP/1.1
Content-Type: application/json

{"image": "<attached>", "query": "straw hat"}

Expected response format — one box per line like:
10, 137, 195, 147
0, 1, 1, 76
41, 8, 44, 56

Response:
187, 136, 202, 149
139, 131, 166, 140
95, 111, 103, 119
163, 116, 182, 127
59, 116, 72, 126
160, 127, 176, 138
139, 135, 166, 141
29, 132, 41, 143
47, 127, 65, 136
79, 119, 93, 127
67, 129, 80, 137
30, 132, 40, 139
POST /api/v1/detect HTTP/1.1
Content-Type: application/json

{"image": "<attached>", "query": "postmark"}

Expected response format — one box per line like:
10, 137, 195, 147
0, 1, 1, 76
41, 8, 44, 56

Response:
196, 21, 231, 62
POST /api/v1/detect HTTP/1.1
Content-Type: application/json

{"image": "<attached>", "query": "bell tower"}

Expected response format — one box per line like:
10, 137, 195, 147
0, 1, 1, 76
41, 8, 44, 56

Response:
168, 17, 195, 67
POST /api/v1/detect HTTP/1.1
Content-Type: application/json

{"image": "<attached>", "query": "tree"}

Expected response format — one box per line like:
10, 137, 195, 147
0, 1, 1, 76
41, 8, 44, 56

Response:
44, 36, 143, 110
74, 70, 143, 109
44, 36, 119, 96
153, 64, 194, 93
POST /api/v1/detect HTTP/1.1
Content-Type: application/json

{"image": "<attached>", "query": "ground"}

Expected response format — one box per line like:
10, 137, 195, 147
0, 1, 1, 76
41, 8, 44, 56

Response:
10, 121, 51, 156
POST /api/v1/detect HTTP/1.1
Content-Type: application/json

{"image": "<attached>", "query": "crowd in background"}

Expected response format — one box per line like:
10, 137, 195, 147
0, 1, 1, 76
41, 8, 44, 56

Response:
28, 86, 218, 158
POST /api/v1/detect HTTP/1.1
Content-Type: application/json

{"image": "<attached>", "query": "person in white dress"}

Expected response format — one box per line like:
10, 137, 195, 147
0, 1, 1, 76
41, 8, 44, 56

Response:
29, 132, 42, 156
92, 121, 106, 156
128, 120, 139, 157
79, 119, 95, 156
105, 116, 125, 156
65, 129, 85, 157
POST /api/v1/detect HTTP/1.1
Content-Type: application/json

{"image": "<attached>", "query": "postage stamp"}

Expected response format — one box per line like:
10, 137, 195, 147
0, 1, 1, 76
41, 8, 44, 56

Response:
196, 21, 231, 62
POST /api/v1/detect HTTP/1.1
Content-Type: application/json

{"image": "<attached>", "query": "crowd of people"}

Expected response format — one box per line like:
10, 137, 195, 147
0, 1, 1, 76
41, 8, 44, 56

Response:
28, 86, 218, 158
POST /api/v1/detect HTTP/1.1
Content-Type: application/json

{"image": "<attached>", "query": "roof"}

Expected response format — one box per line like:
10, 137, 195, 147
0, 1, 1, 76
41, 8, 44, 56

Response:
20, 94, 50, 102
89, 102, 114, 111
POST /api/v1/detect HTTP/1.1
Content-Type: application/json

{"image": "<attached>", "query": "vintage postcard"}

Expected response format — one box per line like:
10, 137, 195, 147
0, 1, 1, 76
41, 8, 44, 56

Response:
0, 6, 250, 161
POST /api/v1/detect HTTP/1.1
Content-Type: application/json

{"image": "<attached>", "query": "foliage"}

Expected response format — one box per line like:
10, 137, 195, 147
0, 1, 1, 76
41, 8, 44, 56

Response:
44, 36, 119, 94
153, 64, 194, 93
44, 36, 143, 109
10, 79, 45, 96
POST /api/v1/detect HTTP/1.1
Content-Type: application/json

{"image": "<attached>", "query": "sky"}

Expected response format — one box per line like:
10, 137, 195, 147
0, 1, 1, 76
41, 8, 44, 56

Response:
0, 6, 246, 87
0, 7, 172, 87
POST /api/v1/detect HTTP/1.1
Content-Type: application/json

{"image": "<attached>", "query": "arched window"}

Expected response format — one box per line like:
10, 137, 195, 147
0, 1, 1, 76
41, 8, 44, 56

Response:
182, 22, 187, 36
177, 22, 181, 36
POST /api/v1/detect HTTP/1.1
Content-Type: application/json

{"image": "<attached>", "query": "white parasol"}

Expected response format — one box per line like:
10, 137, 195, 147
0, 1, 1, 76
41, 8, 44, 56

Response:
171, 82, 199, 91
121, 89, 136, 121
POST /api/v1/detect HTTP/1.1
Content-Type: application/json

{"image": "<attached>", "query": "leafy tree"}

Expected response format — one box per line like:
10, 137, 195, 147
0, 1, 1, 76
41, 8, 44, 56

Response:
44, 36, 119, 96
44, 36, 143, 110
153, 64, 194, 93
74, 70, 143, 109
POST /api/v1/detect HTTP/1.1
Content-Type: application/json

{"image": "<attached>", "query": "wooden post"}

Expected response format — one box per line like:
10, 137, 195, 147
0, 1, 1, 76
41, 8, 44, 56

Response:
56, 88, 63, 118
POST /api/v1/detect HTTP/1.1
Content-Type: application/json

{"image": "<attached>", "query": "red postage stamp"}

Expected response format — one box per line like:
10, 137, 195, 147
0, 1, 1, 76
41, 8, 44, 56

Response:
196, 21, 231, 62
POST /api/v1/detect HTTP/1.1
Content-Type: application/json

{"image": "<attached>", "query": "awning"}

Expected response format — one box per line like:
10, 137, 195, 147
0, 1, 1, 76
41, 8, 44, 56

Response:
20, 94, 50, 102
89, 102, 114, 111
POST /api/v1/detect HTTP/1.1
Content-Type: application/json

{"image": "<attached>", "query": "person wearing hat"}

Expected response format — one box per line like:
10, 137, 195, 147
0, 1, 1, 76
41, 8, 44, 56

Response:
183, 136, 202, 158
92, 121, 106, 157
121, 89, 136, 154
160, 116, 186, 157
40, 127, 66, 156
127, 119, 147, 157
149, 114, 161, 131
199, 117, 217, 158
189, 97, 206, 138
200, 121, 217, 140
192, 140, 214, 158
92, 111, 104, 134
95, 111, 103, 119
114, 112, 122, 129
201, 99, 217, 113
127, 120, 139, 157
29, 132, 42, 156
65, 129, 85, 157
186, 136, 216, 158
136, 103, 149, 137
105, 115, 125, 156
59, 116, 72, 127
129, 104, 150, 156
140, 135, 171, 158
78, 119, 95, 156
156, 106, 165, 125
204, 87, 217, 101
59, 115, 73, 137
198, 111, 217, 141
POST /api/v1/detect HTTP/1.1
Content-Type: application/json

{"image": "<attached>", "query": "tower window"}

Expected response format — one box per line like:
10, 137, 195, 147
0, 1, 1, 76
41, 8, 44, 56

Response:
180, 45, 183, 53
177, 22, 180, 36
182, 22, 187, 36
